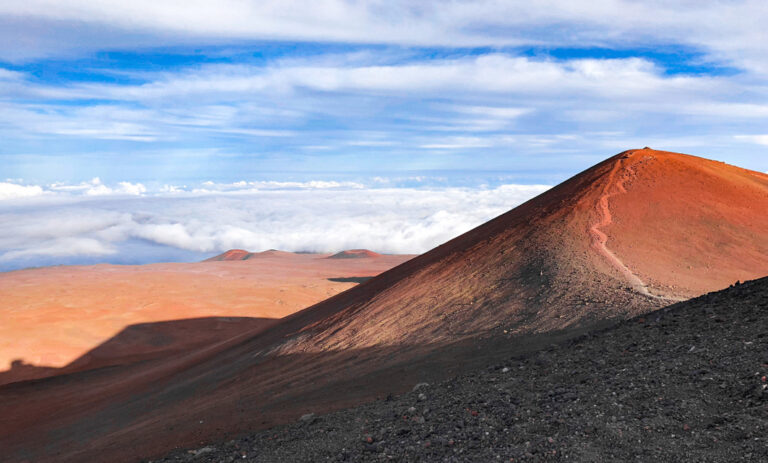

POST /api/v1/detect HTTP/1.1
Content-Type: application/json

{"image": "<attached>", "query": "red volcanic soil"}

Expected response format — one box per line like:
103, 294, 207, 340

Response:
598, 151, 768, 298
1, 149, 766, 462
0, 251, 413, 385
328, 249, 382, 259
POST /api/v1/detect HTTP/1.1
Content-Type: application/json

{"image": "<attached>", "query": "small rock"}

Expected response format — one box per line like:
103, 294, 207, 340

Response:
418, 393, 427, 401
188, 446, 215, 456
502, 367, 510, 373
363, 443, 378, 453
412, 382, 430, 392
299, 413, 315, 423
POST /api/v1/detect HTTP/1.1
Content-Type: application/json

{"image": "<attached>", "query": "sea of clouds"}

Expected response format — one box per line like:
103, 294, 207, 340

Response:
0, 178, 550, 271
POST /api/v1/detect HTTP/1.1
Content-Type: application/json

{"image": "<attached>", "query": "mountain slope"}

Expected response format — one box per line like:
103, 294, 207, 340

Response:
1, 148, 766, 462
281, 148, 767, 352
164, 276, 768, 462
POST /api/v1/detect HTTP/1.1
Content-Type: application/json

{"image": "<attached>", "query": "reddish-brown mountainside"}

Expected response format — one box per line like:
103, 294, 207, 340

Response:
284, 149, 767, 352
1, 149, 766, 462
598, 152, 767, 297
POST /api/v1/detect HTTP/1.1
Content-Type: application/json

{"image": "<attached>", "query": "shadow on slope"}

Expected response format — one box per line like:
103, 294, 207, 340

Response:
0, 313, 612, 463
327, 276, 373, 283
0, 317, 277, 386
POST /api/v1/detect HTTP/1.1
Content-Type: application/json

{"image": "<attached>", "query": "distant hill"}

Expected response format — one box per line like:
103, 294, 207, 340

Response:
204, 249, 254, 261
327, 249, 382, 259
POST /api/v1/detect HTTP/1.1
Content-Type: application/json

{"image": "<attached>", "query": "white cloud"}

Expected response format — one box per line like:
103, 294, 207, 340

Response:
420, 136, 495, 150
0, 181, 551, 267
681, 103, 768, 119
0, 68, 25, 81
346, 140, 399, 147
74, 56, 704, 102
0, 182, 45, 200
46, 178, 147, 196
0, 103, 164, 141
454, 106, 531, 119
190, 180, 366, 193
734, 135, 768, 146
114, 181, 147, 196
1, 1, 767, 75
0, 237, 115, 261
0, 53, 740, 152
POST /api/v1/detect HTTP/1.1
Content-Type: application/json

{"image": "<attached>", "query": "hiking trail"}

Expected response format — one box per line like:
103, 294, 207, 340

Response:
590, 155, 680, 301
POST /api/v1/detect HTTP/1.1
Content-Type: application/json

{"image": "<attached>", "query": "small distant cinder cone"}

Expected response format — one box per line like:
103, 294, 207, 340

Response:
328, 249, 382, 259
204, 249, 253, 261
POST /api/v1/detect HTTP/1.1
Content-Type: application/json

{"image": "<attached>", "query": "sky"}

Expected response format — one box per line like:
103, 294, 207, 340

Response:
1, 1, 768, 270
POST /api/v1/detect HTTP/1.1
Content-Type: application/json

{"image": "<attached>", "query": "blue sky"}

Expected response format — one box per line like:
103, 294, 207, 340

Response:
1, 1, 767, 269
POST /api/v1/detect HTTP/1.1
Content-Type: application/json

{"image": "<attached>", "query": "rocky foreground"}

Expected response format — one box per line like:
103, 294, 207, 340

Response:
157, 277, 767, 462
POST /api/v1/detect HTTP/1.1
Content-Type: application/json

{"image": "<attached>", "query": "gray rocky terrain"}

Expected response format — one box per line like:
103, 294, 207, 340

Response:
156, 277, 768, 462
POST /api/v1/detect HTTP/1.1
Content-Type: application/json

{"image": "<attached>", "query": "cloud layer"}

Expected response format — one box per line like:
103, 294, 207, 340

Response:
0, 180, 550, 270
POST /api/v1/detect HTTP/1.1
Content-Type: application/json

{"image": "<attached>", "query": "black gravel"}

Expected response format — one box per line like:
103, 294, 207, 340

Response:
156, 278, 768, 462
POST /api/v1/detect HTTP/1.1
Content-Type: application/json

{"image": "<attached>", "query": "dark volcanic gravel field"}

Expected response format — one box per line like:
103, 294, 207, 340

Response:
157, 277, 768, 462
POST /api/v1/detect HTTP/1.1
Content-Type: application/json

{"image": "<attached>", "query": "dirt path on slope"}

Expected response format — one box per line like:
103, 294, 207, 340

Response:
589, 157, 678, 301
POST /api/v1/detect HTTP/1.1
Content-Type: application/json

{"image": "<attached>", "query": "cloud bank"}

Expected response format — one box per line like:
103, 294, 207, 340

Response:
2, 1, 768, 74
0, 180, 550, 270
